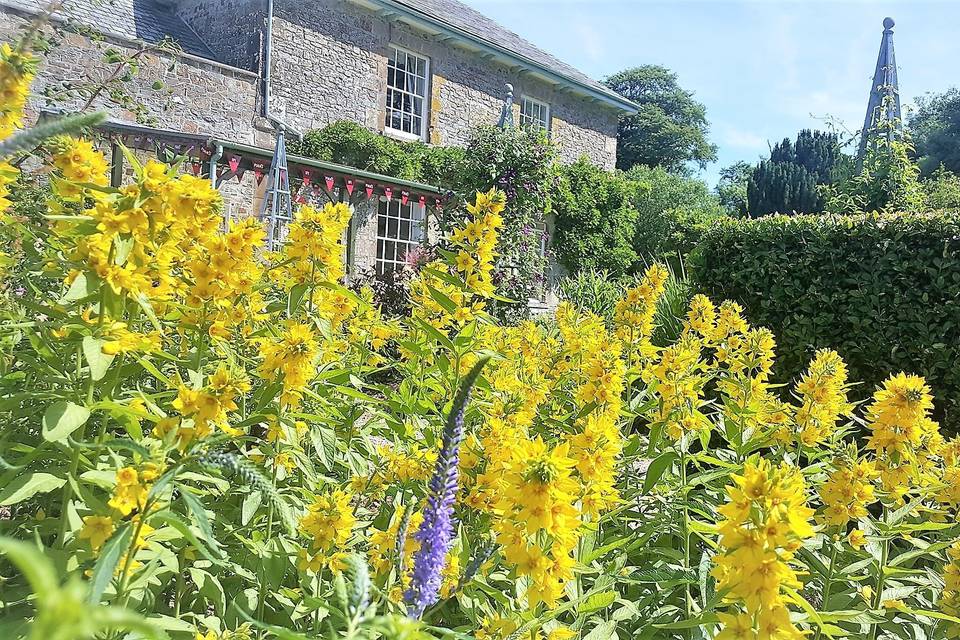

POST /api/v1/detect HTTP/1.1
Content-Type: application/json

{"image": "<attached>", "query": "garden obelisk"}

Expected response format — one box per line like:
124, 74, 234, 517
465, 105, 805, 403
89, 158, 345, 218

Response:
857, 17, 901, 163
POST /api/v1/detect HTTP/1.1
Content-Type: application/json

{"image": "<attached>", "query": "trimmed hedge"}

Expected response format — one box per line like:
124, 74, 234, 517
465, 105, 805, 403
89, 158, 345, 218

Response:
693, 212, 960, 431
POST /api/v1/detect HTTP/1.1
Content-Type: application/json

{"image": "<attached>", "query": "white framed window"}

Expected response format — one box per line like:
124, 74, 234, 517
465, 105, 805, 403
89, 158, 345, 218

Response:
520, 96, 550, 132
386, 46, 429, 140
376, 197, 425, 274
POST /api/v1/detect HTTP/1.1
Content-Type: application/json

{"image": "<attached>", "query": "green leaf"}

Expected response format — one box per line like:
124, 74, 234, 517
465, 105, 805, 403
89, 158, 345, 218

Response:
578, 590, 617, 613
0, 472, 66, 506
583, 620, 617, 640
642, 451, 677, 495
42, 400, 91, 442
654, 613, 718, 629
425, 284, 459, 314
241, 490, 262, 526
60, 272, 96, 303
179, 487, 220, 553
83, 336, 114, 381
151, 510, 224, 563
88, 523, 132, 604
0, 536, 59, 599
0, 111, 105, 158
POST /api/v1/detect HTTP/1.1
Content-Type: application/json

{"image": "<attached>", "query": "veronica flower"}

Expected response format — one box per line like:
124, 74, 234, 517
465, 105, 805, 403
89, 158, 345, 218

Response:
405, 357, 488, 619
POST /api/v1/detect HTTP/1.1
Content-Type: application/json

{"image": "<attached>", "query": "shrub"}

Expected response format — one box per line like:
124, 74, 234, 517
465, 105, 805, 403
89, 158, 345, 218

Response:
924, 165, 960, 211
289, 120, 465, 187
555, 269, 623, 323
5, 127, 960, 640
626, 164, 725, 263
552, 158, 638, 276
693, 211, 960, 430
451, 125, 555, 316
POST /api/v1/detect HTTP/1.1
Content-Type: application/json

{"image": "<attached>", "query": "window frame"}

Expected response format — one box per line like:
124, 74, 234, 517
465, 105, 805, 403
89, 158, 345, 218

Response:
384, 44, 430, 142
519, 95, 551, 133
375, 196, 426, 275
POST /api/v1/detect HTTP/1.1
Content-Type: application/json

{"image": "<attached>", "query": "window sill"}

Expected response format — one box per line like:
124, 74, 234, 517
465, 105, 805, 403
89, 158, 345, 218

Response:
383, 127, 426, 143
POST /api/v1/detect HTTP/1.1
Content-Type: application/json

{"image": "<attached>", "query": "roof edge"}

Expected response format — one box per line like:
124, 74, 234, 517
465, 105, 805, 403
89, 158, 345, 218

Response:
361, 0, 638, 114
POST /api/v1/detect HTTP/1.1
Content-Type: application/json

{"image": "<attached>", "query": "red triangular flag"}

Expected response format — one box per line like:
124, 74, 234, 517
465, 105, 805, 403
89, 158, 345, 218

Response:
346, 179, 355, 195
401, 190, 409, 205
295, 193, 306, 204
384, 187, 393, 202
365, 183, 374, 199
228, 155, 240, 173
191, 161, 202, 176
418, 195, 426, 206
325, 175, 335, 191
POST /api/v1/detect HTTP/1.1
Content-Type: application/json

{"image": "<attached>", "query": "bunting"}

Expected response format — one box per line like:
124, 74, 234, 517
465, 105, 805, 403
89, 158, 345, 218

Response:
252, 159, 267, 185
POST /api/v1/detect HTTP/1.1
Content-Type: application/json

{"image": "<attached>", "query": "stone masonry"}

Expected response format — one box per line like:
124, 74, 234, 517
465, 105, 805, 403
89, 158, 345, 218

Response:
0, 6, 267, 146
258, 0, 620, 169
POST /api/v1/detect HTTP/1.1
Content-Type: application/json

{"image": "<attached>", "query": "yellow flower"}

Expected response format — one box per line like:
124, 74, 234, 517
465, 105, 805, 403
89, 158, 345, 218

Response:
713, 459, 814, 638
116, 466, 138, 486
848, 528, 867, 550
78, 515, 115, 551
300, 489, 355, 553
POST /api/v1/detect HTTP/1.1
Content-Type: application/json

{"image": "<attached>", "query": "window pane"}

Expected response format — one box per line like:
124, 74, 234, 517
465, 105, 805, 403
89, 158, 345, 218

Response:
386, 47, 428, 137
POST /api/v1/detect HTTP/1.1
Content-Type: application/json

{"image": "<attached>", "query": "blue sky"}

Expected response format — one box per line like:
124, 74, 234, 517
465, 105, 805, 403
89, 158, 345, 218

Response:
462, 0, 960, 186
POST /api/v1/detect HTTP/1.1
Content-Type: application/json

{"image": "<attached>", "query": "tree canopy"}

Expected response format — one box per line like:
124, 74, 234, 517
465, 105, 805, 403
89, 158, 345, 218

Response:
716, 161, 752, 216
910, 87, 960, 176
745, 129, 849, 217
603, 65, 717, 173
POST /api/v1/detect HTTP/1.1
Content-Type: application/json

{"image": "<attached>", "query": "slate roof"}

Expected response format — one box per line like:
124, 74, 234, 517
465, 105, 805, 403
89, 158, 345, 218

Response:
385, 0, 636, 111
0, 0, 215, 59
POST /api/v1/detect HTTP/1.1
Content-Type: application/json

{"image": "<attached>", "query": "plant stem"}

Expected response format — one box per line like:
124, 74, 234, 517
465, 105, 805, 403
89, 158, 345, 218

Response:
256, 458, 281, 634
116, 507, 150, 608
870, 523, 890, 640
679, 443, 693, 622
173, 547, 185, 617
814, 535, 840, 640
56, 378, 94, 548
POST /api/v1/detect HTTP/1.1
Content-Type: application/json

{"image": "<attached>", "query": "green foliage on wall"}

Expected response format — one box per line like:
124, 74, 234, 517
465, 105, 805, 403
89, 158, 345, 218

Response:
288, 120, 465, 187
292, 121, 553, 316
693, 211, 960, 431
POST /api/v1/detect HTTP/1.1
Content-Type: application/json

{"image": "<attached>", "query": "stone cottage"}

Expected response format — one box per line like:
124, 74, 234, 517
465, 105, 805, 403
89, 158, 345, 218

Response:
0, 0, 636, 286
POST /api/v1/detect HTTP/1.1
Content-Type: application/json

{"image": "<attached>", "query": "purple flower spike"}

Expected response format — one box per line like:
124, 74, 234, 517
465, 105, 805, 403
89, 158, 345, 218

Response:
405, 357, 489, 619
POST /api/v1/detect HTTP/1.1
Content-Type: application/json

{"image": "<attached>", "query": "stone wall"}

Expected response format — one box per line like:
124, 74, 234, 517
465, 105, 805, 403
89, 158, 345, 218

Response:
266, 0, 619, 169
174, 0, 265, 74
0, 6, 266, 145
0, 5, 269, 217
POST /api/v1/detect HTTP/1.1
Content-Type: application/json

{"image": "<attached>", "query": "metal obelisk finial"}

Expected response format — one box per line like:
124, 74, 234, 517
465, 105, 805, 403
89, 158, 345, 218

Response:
857, 17, 901, 163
